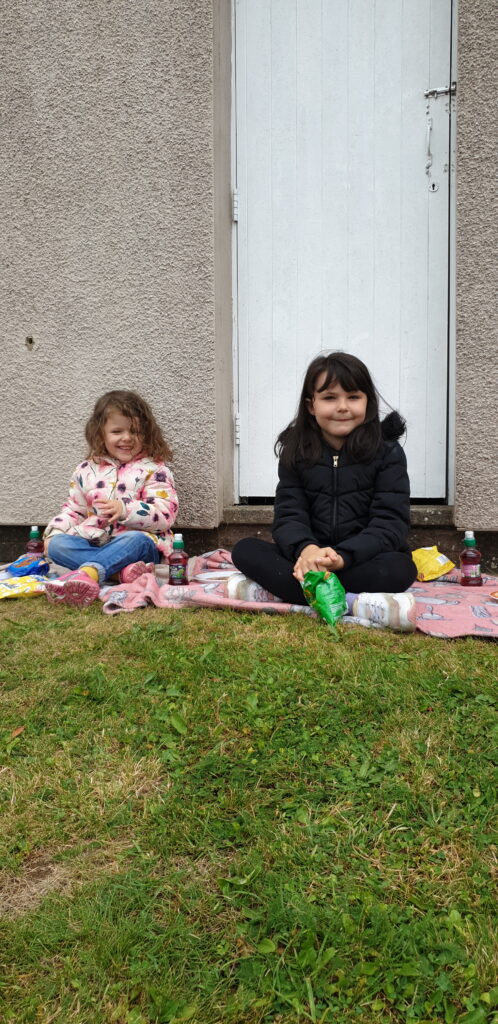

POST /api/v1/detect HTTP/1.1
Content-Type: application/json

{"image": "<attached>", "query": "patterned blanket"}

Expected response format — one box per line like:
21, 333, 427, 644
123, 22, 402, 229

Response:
99, 549, 498, 639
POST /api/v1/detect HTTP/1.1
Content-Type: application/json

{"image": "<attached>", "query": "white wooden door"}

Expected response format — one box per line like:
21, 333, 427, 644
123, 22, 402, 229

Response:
234, 0, 455, 499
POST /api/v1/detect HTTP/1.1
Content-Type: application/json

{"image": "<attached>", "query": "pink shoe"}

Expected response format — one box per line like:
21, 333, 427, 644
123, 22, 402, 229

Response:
45, 570, 100, 608
119, 561, 155, 584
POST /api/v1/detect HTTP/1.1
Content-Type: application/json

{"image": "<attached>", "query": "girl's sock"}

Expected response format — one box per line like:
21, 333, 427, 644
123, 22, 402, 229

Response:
80, 565, 99, 582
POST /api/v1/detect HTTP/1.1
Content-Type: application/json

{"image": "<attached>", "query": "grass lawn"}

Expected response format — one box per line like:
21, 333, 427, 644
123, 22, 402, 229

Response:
0, 599, 497, 1024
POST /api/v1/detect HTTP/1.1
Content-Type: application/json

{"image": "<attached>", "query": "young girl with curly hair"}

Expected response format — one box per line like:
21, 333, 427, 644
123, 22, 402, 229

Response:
44, 390, 178, 607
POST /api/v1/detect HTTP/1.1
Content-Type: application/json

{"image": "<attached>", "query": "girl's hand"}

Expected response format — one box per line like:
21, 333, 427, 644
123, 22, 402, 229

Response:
293, 544, 332, 581
293, 544, 344, 581
316, 547, 345, 572
43, 538, 51, 557
94, 499, 124, 524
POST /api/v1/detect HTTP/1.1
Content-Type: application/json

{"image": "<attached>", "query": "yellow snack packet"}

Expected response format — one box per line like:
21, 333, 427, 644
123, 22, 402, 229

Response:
0, 575, 47, 599
411, 546, 455, 582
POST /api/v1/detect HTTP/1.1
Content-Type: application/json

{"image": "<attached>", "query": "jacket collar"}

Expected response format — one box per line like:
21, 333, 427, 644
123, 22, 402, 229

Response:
92, 452, 146, 468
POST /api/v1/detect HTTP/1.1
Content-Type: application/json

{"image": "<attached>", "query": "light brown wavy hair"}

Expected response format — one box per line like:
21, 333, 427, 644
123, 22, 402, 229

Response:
85, 390, 173, 462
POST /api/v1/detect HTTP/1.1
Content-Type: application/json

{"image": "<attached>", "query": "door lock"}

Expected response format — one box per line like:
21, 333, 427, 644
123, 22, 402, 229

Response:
424, 82, 457, 99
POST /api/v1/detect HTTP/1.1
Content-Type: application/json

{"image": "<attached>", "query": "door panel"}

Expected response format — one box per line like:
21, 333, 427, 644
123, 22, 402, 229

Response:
235, 0, 453, 498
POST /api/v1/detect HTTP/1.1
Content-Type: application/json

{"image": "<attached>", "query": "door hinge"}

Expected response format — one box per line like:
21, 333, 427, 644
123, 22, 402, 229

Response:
232, 188, 239, 222
234, 411, 241, 445
424, 82, 457, 99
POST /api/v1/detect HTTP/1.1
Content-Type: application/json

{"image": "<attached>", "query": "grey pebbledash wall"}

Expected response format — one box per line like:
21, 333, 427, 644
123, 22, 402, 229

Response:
0, 0, 231, 529
0, 0, 497, 534
454, 0, 498, 530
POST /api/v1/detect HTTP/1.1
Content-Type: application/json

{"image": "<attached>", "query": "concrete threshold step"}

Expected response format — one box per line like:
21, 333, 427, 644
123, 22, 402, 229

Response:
222, 505, 455, 527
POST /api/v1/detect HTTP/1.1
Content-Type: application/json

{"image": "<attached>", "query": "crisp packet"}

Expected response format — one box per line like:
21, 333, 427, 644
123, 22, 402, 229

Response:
0, 575, 47, 599
5, 553, 49, 577
301, 570, 347, 628
411, 546, 455, 582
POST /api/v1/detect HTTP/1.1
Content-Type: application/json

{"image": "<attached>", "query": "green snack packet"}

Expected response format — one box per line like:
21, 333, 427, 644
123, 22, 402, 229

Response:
301, 570, 347, 628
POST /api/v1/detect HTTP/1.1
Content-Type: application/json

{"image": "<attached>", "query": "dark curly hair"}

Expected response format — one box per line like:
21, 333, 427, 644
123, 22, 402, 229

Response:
275, 351, 383, 467
85, 390, 173, 462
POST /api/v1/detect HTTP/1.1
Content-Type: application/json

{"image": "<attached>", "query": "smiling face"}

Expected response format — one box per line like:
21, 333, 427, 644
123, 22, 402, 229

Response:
307, 373, 368, 449
102, 409, 143, 463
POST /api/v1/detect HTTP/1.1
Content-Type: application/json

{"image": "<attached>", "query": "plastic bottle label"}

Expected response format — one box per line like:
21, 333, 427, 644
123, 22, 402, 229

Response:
462, 563, 481, 577
169, 565, 186, 583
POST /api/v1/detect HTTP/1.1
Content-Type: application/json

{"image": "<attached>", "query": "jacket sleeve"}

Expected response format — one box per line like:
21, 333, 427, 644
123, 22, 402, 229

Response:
44, 467, 89, 540
119, 464, 178, 534
272, 461, 320, 562
335, 443, 411, 568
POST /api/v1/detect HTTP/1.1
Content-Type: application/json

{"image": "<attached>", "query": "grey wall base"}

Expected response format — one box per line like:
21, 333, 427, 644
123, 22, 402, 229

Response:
192, 524, 498, 575
2, 520, 498, 574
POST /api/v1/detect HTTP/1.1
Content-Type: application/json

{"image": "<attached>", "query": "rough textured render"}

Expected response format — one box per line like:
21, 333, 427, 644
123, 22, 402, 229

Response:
455, 0, 498, 530
3, 1, 497, 536
0, 0, 225, 528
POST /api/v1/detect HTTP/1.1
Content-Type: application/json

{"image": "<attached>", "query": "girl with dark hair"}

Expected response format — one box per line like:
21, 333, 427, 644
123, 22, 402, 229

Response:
232, 352, 418, 630
43, 391, 178, 607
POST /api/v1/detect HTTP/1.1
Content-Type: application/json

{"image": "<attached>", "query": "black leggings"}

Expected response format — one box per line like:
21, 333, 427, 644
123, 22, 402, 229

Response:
231, 538, 417, 606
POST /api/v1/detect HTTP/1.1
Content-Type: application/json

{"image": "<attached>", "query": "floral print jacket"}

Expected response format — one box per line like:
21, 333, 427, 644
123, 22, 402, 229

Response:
44, 455, 179, 560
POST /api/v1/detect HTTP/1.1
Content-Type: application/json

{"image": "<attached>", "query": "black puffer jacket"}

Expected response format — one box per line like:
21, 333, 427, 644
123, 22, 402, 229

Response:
272, 413, 411, 569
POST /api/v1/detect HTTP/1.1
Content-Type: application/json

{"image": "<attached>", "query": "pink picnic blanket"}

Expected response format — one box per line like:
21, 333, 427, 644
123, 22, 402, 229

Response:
100, 549, 498, 639
101, 550, 312, 619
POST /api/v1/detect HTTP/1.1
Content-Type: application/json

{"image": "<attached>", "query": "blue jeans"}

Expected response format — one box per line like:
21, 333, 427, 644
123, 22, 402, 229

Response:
47, 532, 161, 584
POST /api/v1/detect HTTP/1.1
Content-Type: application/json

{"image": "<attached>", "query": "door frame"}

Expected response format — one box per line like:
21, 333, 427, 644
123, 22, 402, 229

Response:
231, 0, 240, 503
446, 0, 458, 505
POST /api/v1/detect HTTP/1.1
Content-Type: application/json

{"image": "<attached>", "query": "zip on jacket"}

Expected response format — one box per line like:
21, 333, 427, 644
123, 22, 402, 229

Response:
332, 453, 339, 545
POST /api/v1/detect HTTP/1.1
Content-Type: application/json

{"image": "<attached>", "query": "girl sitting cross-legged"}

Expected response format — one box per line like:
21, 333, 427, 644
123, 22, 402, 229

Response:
232, 351, 418, 631
44, 390, 178, 607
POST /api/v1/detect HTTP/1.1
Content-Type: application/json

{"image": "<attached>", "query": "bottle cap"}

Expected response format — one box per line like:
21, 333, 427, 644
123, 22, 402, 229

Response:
29, 525, 40, 539
464, 530, 476, 547
172, 533, 184, 549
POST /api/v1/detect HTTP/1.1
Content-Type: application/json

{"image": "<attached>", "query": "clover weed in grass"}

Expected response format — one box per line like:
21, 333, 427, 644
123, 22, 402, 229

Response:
0, 601, 497, 1023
